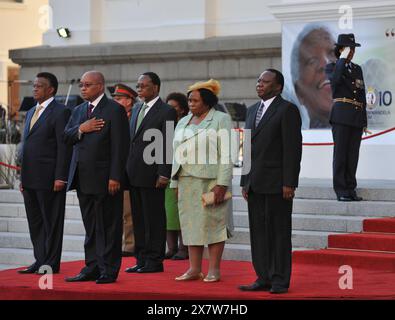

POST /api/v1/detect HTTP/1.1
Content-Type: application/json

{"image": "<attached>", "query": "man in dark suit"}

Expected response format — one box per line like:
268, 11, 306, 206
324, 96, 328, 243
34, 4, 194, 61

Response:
325, 34, 367, 201
239, 69, 302, 294
19, 72, 72, 275
125, 72, 177, 274
64, 71, 130, 284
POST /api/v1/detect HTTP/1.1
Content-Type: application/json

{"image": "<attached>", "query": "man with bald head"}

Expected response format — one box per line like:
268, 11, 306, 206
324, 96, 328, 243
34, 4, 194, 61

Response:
64, 71, 130, 284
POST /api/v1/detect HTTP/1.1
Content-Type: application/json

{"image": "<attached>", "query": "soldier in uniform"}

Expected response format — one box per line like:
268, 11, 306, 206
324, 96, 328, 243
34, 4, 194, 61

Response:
325, 34, 368, 201
111, 83, 138, 257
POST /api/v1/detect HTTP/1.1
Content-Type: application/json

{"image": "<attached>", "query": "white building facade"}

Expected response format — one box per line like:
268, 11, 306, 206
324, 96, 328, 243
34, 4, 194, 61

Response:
10, 0, 395, 180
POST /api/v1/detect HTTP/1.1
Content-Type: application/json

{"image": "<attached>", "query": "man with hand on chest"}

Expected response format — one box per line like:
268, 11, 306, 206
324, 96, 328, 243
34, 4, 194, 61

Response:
64, 71, 130, 284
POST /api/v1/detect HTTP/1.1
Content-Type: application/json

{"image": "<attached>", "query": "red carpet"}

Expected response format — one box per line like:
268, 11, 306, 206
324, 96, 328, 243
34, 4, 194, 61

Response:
363, 218, 395, 233
0, 256, 395, 300
1, 217, 395, 300
294, 215, 395, 293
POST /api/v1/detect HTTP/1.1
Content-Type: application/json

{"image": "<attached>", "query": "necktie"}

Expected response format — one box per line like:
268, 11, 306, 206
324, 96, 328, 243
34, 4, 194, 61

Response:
29, 105, 44, 130
135, 103, 148, 132
87, 103, 95, 118
255, 101, 265, 128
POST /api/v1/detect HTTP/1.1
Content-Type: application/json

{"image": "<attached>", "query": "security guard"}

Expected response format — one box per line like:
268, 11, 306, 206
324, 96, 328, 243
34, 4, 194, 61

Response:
325, 34, 368, 201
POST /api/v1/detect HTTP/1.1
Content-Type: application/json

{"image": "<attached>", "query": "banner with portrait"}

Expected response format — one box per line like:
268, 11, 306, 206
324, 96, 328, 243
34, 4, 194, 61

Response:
282, 18, 395, 131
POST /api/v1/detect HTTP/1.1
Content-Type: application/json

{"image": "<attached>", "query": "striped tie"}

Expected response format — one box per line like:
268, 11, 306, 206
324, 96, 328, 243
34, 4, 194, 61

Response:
255, 101, 265, 128
135, 103, 148, 132
87, 103, 95, 118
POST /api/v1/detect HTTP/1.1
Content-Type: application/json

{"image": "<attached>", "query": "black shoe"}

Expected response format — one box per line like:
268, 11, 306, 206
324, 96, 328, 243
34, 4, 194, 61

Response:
122, 251, 135, 257
65, 273, 98, 282
125, 264, 144, 273
238, 282, 271, 291
17, 264, 38, 274
96, 274, 116, 284
137, 264, 164, 273
164, 251, 176, 259
337, 196, 353, 202
172, 253, 189, 260
350, 195, 363, 201
270, 287, 288, 294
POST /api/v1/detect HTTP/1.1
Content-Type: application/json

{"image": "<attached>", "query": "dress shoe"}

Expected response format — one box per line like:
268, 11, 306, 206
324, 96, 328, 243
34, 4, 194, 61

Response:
137, 264, 164, 273
65, 273, 97, 282
350, 195, 363, 201
165, 251, 176, 259
238, 282, 271, 291
125, 265, 144, 273
337, 196, 353, 202
270, 287, 288, 294
122, 251, 135, 257
17, 265, 38, 274
96, 274, 116, 284
172, 251, 189, 260
203, 274, 220, 282
175, 272, 204, 281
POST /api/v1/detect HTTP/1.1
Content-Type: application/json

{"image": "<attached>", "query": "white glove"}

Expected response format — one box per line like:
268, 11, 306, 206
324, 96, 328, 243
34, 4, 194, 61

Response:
340, 47, 351, 59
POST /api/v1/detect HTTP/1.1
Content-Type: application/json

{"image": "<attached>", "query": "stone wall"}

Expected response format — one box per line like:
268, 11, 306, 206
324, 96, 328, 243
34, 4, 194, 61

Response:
10, 34, 281, 108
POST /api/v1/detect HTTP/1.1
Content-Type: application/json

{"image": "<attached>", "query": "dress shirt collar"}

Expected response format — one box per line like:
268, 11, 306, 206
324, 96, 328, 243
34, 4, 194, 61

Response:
145, 96, 160, 108
36, 96, 54, 110
89, 93, 105, 109
261, 95, 276, 109
142, 96, 160, 115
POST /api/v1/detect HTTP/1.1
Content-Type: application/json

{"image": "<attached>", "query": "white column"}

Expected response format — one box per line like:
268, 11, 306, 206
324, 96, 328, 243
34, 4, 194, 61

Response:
0, 51, 8, 110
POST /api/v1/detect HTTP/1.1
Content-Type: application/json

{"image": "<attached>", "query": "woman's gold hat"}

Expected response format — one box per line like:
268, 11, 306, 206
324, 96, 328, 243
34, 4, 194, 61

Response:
188, 79, 221, 96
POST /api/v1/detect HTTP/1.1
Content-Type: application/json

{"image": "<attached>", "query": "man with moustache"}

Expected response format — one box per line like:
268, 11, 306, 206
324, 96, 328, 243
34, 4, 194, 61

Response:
125, 72, 177, 274
111, 83, 138, 257
18, 72, 72, 275
239, 69, 302, 294
64, 71, 130, 284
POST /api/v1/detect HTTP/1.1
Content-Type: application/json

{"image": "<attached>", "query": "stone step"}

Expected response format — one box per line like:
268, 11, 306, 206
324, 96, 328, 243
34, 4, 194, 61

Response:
0, 190, 79, 205
0, 217, 85, 235
233, 211, 366, 232
291, 214, 365, 233
0, 247, 84, 266
232, 177, 395, 201
221, 244, 315, 262
232, 197, 395, 217
228, 227, 338, 249
0, 232, 85, 252
0, 211, 365, 238
0, 203, 82, 220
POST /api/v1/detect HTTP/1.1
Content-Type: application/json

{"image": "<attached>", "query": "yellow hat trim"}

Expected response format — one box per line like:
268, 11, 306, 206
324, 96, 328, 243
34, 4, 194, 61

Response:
188, 79, 221, 96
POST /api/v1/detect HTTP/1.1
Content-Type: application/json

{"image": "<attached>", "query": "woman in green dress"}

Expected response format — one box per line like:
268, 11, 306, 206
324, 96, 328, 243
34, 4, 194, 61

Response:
165, 92, 189, 260
170, 79, 233, 282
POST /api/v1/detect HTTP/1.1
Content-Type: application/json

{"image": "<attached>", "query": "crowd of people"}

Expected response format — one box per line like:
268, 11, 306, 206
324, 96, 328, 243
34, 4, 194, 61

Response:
16, 33, 367, 294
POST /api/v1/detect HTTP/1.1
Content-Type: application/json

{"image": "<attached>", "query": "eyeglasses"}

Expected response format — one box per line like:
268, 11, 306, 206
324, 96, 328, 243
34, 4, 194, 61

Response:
78, 82, 101, 88
136, 84, 151, 89
33, 84, 45, 89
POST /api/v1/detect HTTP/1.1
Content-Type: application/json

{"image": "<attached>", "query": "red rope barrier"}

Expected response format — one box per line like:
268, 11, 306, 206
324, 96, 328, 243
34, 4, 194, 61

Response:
302, 126, 395, 146
0, 162, 20, 171
1, 126, 394, 170
234, 126, 395, 147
